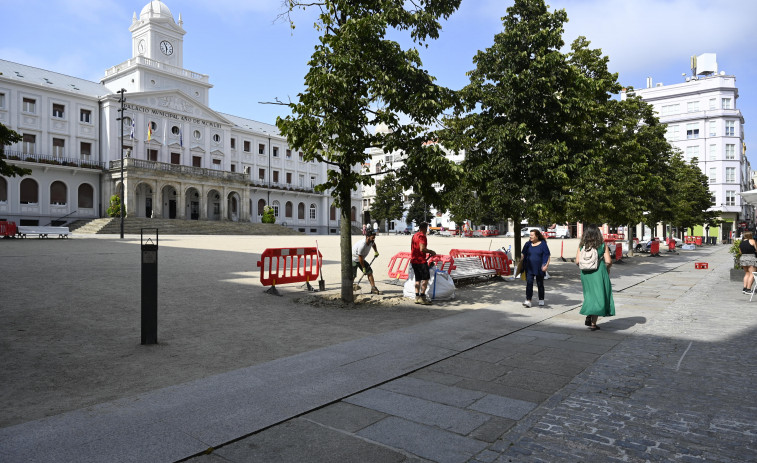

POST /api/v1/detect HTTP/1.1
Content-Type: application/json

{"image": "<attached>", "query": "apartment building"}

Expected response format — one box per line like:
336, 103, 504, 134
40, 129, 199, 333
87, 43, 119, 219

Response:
626, 53, 750, 240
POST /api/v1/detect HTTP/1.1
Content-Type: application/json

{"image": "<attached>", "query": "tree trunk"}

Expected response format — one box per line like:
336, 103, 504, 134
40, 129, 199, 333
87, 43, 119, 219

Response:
339, 172, 354, 302
627, 223, 634, 257
513, 214, 523, 268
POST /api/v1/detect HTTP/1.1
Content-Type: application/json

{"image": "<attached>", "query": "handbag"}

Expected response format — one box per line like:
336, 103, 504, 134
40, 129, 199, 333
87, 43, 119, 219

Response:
578, 246, 598, 271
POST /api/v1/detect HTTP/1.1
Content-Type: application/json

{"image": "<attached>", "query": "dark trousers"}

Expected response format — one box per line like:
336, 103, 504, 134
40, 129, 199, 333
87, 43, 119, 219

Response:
526, 272, 545, 301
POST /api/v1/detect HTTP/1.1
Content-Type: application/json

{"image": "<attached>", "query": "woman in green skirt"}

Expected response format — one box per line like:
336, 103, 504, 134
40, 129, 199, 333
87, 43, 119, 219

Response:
576, 224, 615, 330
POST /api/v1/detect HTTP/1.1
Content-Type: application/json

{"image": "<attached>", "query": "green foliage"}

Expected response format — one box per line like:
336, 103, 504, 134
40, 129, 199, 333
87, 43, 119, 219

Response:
371, 173, 405, 227
730, 239, 742, 269
277, 0, 462, 301
1, 123, 31, 177
261, 205, 276, 224
406, 193, 431, 226
668, 153, 718, 232
106, 195, 124, 218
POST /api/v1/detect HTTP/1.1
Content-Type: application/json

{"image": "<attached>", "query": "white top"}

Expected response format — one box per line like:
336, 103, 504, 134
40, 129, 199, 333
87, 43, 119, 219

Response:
352, 239, 374, 263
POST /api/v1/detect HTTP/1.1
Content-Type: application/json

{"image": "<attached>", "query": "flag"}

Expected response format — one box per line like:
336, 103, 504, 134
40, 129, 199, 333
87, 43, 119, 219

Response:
147, 123, 152, 141
179, 128, 183, 147
130, 120, 135, 139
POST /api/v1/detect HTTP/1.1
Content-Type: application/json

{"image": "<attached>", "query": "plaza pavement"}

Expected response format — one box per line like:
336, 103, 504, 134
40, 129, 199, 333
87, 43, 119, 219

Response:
1, 233, 754, 462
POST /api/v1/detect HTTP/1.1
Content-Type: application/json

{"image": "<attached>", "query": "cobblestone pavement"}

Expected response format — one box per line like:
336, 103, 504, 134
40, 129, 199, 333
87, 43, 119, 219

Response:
191, 246, 756, 463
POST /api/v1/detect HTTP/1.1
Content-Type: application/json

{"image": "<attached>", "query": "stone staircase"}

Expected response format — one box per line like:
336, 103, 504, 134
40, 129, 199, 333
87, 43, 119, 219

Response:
67, 217, 303, 235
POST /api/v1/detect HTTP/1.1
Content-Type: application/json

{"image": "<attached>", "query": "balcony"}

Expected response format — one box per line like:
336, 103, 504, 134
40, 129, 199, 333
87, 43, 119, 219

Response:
103, 56, 209, 83
1, 150, 105, 170
110, 158, 247, 182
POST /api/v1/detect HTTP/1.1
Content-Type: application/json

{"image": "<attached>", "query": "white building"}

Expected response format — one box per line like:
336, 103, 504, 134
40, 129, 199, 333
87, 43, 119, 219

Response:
362, 124, 465, 233
626, 53, 751, 240
0, 0, 360, 234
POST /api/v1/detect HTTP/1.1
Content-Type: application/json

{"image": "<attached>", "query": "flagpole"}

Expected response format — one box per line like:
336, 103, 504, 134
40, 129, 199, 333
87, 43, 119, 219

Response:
117, 89, 126, 239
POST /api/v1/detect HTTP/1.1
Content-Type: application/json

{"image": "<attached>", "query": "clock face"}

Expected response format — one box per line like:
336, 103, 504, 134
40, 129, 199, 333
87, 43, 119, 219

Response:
137, 40, 146, 54
160, 40, 173, 56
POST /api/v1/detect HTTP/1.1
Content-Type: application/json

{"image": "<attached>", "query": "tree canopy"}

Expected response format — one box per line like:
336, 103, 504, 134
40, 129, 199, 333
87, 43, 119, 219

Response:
277, 0, 461, 301
1, 123, 31, 177
370, 173, 405, 230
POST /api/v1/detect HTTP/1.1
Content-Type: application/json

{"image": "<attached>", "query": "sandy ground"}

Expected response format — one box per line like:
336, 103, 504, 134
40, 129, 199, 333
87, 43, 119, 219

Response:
0, 233, 579, 427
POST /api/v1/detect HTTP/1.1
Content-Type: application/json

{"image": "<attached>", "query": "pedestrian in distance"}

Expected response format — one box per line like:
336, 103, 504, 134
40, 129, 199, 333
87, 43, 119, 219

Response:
521, 229, 551, 307
352, 229, 382, 294
576, 224, 615, 330
411, 222, 436, 305
738, 231, 757, 294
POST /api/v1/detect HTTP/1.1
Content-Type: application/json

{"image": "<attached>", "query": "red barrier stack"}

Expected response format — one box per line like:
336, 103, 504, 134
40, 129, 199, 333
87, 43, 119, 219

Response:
0, 221, 17, 238
257, 247, 322, 294
614, 242, 623, 261
694, 262, 709, 269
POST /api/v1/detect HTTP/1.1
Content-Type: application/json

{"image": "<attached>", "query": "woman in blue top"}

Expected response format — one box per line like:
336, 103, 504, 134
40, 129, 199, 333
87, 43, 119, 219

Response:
521, 229, 551, 307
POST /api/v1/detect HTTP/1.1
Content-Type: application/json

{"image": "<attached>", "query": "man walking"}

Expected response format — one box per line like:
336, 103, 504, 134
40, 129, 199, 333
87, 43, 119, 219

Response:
411, 222, 436, 305
353, 229, 382, 294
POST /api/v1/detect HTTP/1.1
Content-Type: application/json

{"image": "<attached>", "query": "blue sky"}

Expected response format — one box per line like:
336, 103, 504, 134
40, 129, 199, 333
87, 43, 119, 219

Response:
3, 0, 756, 166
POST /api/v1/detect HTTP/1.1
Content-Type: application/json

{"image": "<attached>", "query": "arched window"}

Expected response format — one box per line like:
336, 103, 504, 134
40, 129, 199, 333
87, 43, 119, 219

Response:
351, 206, 356, 221
309, 204, 317, 220
272, 200, 280, 217
50, 181, 67, 205
330, 204, 336, 221
78, 184, 94, 208
257, 198, 266, 216
298, 202, 305, 220
285, 201, 293, 218
20, 178, 38, 204
0, 177, 7, 202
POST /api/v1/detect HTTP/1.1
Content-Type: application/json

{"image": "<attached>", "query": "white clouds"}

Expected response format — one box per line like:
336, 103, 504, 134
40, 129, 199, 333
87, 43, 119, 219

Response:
557, 0, 757, 75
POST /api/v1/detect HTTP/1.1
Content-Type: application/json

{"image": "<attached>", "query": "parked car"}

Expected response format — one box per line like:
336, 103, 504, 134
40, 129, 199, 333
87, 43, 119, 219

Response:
521, 226, 545, 237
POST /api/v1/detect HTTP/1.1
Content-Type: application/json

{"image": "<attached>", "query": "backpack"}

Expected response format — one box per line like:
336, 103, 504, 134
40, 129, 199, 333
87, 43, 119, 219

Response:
578, 246, 598, 271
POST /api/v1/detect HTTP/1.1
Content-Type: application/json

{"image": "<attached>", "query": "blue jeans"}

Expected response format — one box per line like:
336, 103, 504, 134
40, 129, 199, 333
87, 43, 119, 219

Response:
526, 272, 545, 301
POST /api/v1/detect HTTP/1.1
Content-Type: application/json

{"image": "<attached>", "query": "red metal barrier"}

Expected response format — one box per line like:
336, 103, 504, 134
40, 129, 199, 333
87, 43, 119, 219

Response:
257, 247, 322, 287
650, 240, 660, 256
667, 239, 676, 251
388, 252, 412, 280
449, 249, 512, 276
0, 221, 18, 237
695, 236, 703, 246
614, 242, 623, 261
428, 254, 455, 273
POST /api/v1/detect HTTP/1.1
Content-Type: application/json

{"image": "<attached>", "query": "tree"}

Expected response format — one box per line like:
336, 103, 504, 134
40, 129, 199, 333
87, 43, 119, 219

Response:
406, 193, 431, 227
106, 195, 124, 217
277, 0, 461, 301
1, 123, 31, 177
669, 153, 718, 235
443, 0, 585, 260
370, 173, 405, 230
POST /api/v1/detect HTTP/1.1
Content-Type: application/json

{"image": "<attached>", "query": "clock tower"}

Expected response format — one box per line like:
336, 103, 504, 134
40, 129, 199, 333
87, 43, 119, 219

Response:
102, 1, 211, 105
130, 0, 185, 68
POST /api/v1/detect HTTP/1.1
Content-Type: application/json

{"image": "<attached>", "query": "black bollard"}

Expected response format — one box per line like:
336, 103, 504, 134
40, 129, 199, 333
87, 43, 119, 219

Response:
141, 228, 159, 345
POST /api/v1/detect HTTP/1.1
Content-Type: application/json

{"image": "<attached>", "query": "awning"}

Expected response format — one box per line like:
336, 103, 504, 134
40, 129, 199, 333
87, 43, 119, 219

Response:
737, 189, 757, 205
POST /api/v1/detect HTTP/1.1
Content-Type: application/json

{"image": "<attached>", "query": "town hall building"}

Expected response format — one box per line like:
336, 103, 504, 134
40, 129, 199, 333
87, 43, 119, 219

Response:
0, 0, 360, 234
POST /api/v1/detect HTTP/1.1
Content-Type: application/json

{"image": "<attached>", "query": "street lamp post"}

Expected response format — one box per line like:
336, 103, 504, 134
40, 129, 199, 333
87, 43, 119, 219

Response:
116, 89, 126, 239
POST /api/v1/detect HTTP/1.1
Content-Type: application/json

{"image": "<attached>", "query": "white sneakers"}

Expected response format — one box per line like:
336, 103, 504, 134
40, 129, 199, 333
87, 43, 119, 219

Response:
523, 300, 546, 307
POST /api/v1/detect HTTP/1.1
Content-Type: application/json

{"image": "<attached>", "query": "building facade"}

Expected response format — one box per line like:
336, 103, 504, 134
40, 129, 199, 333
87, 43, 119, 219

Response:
0, 0, 360, 234
627, 54, 751, 240
361, 124, 466, 233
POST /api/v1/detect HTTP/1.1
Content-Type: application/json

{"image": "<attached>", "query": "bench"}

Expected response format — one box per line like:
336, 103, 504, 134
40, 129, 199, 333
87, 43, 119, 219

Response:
449, 257, 497, 281
17, 226, 70, 239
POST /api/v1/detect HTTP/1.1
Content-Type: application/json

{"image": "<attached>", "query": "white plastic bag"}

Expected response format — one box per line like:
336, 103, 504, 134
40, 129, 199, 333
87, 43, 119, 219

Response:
404, 266, 456, 300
